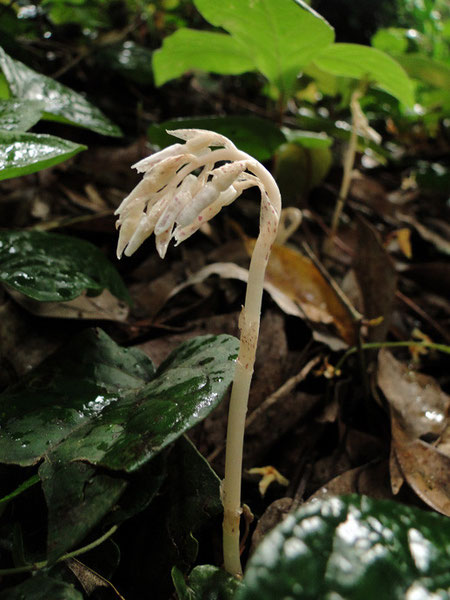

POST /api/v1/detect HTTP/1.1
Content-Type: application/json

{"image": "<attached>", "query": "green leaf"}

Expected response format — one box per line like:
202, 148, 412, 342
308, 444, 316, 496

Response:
153, 0, 334, 100
283, 129, 333, 149
153, 29, 254, 86
40, 459, 127, 562
0, 98, 45, 131
0, 46, 122, 137
371, 28, 409, 55
237, 495, 450, 600
0, 230, 130, 303
0, 574, 83, 600
148, 116, 286, 161
165, 437, 223, 569
395, 54, 450, 90
313, 43, 415, 106
194, 0, 334, 98
0, 130, 86, 181
173, 565, 242, 600
0, 329, 238, 473
140, 437, 226, 598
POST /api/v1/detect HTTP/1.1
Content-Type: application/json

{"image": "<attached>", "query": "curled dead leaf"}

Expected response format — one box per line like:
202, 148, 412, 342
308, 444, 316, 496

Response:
378, 349, 450, 515
244, 239, 357, 345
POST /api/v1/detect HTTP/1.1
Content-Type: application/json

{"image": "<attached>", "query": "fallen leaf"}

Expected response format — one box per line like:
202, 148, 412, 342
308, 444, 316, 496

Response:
308, 460, 393, 502
245, 239, 357, 345
378, 349, 450, 515
8, 287, 129, 321
354, 217, 397, 342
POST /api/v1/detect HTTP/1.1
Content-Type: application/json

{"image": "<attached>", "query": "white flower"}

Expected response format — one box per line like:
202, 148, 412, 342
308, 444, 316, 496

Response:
114, 128, 271, 259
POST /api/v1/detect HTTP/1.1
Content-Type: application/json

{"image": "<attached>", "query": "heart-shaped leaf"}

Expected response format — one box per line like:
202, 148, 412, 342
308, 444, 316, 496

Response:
0, 230, 130, 303
237, 495, 450, 599
153, 0, 334, 100
148, 116, 286, 162
0, 46, 122, 137
0, 130, 86, 181
0, 328, 238, 473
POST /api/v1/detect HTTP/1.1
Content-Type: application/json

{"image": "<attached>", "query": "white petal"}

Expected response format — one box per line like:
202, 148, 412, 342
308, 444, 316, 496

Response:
116, 202, 145, 258
174, 185, 241, 245
176, 183, 220, 229
167, 128, 235, 150
132, 143, 183, 172
115, 177, 157, 216
123, 214, 156, 256
154, 174, 197, 236
155, 227, 173, 259
210, 160, 247, 192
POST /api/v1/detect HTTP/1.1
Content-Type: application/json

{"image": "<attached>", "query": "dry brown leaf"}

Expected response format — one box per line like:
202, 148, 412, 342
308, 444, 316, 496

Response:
308, 461, 393, 502
67, 558, 125, 599
8, 288, 129, 322
378, 349, 450, 515
244, 239, 356, 345
168, 262, 304, 318
354, 217, 397, 342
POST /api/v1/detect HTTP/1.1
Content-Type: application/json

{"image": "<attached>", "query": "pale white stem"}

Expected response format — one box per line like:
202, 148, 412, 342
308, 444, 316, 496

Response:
220, 153, 281, 577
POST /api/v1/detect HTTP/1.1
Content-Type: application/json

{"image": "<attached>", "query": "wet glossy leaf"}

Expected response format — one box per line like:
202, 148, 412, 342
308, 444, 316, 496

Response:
0, 574, 82, 600
237, 495, 450, 600
173, 564, 242, 600
313, 43, 415, 106
0, 98, 44, 131
153, 0, 334, 99
148, 116, 286, 162
0, 230, 130, 303
0, 328, 238, 473
0, 130, 86, 181
0, 47, 122, 137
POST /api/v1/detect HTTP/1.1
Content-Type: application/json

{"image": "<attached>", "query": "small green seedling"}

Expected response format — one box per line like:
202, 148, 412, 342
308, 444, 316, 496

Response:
115, 128, 282, 576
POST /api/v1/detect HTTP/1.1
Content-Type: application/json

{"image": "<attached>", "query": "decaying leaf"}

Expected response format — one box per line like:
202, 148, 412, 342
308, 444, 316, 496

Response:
7, 287, 129, 321
169, 246, 357, 347
378, 349, 450, 515
354, 217, 397, 342
245, 238, 357, 345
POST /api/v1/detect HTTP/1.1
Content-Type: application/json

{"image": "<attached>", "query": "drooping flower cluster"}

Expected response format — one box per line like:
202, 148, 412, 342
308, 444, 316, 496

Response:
115, 129, 263, 259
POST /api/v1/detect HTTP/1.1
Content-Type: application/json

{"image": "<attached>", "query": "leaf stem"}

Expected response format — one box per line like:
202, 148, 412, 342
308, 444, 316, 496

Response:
0, 525, 118, 576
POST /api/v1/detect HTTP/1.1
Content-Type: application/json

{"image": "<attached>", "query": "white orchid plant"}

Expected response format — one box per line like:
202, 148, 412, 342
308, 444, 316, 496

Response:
115, 128, 281, 577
